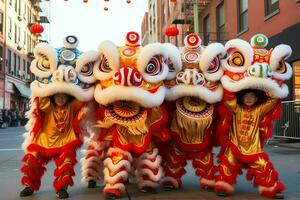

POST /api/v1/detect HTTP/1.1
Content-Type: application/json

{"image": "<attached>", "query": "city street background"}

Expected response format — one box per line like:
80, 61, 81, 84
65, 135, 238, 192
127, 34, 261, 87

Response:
0, 127, 300, 200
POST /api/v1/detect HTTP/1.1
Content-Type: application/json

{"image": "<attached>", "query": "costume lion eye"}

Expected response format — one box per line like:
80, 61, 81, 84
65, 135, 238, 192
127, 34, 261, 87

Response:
81, 62, 94, 76
37, 58, 50, 71
207, 57, 220, 73
99, 55, 111, 73
276, 60, 287, 74
228, 51, 244, 67
145, 56, 162, 76
165, 58, 175, 72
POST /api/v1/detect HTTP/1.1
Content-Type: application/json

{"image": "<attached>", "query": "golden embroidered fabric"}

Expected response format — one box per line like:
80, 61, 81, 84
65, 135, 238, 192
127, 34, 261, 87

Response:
32, 97, 83, 148
225, 98, 278, 155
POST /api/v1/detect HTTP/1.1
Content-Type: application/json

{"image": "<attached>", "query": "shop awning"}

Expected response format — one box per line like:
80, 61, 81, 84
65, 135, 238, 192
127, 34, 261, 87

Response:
13, 82, 31, 98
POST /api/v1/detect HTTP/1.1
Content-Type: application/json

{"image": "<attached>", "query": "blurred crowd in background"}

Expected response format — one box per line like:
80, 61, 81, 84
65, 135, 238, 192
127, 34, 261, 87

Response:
0, 109, 27, 128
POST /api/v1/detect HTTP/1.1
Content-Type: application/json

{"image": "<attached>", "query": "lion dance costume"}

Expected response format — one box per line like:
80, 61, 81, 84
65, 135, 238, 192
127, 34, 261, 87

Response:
20, 36, 97, 198
215, 34, 292, 198
81, 32, 178, 198
160, 34, 226, 190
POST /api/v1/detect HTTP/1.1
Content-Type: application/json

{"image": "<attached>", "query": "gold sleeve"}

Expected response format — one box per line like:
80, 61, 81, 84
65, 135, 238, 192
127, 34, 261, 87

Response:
258, 98, 279, 116
224, 97, 237, 113
38, 97, 51, 112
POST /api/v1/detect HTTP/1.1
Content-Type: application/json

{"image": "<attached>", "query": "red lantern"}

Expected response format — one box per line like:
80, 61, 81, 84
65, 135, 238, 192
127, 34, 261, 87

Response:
30, 23, 44, 34
165, 26, 179, 37
170, 0, 176, 3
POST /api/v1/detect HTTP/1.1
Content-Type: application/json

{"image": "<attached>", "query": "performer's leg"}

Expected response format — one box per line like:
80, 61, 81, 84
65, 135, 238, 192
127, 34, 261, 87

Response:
135, 148, 164, 192
192, 150, 215, 190
215, 148, 243, 196
81, 140, 109, 188
20, 152, 48, 197
103, 147, 132, 199
246, 155, 285, 199
160, 145, 187, 190
53, 150, 77, 199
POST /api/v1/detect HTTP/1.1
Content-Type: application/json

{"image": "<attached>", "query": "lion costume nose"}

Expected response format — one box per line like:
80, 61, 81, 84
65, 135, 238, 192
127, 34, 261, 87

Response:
176, 69, 205, 86
113, 67, 143, 87
247, 63, 273, 78
52, 65, 77, 83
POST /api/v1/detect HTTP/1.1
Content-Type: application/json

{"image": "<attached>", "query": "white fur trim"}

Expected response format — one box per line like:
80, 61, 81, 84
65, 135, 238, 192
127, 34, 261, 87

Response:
30, 81, 95, 102
221, 75, 289, 98
138, 148, 159, 160
81, 155, 103, 182
272, 62, 293, 81
270, 44, 293, 80
200, 178, 215, 187
270, 44, 292, 70
103, 158, 131, 172
94, 84, 166, 108
223, 39, 253, 73
165, 84, 223, 104
160, 177, 179, 188
22, 96, 38, 150
104, 168, 128, 184
200, 43, 225, 81
136, 167, 163, 182
137, 180, 160, 189
104, 183, 125, 193
164, 43, 182, 80
136, 156, 162, 169
63, 36, 79, 49
94, 40, 120, 81
258, 183, 277, 194
215, 181, 234, 193
76, 50, 98, 84
107, 148, 133, 162
137, 43, 169, 83
31, 43, 58, 77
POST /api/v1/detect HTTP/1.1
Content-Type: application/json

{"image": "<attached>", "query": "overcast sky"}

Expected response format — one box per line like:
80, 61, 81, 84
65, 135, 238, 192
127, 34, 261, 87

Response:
48, 0, 148, 51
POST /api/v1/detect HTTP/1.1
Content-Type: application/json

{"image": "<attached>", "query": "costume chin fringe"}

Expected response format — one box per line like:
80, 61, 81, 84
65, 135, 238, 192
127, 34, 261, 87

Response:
175, 107, 212, 143
26, 140, 82, 158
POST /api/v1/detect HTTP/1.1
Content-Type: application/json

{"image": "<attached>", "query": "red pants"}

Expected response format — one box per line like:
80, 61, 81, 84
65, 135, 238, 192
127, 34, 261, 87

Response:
215, 147, 285, 198
161, 144, 215, 189
20, 150, 77, 192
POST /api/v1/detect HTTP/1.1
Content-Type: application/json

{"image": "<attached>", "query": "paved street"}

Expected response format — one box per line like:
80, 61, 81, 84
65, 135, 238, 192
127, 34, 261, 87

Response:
0, 127, 300, 200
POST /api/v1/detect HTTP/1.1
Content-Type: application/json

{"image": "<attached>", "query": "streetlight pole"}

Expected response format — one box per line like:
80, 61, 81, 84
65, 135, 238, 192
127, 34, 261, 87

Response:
2, 0, 7, 110
193, 2, 199, 35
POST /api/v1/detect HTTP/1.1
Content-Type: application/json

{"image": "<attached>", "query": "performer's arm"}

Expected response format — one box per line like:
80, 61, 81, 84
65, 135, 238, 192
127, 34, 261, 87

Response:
38, 97, 51, 112
223, 90, 237, 113
259, 98, 279, 116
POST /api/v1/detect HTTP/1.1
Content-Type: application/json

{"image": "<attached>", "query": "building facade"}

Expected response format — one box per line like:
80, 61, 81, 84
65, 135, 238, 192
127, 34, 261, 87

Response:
141, 12, 149, 45
0, 0, 49, 111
